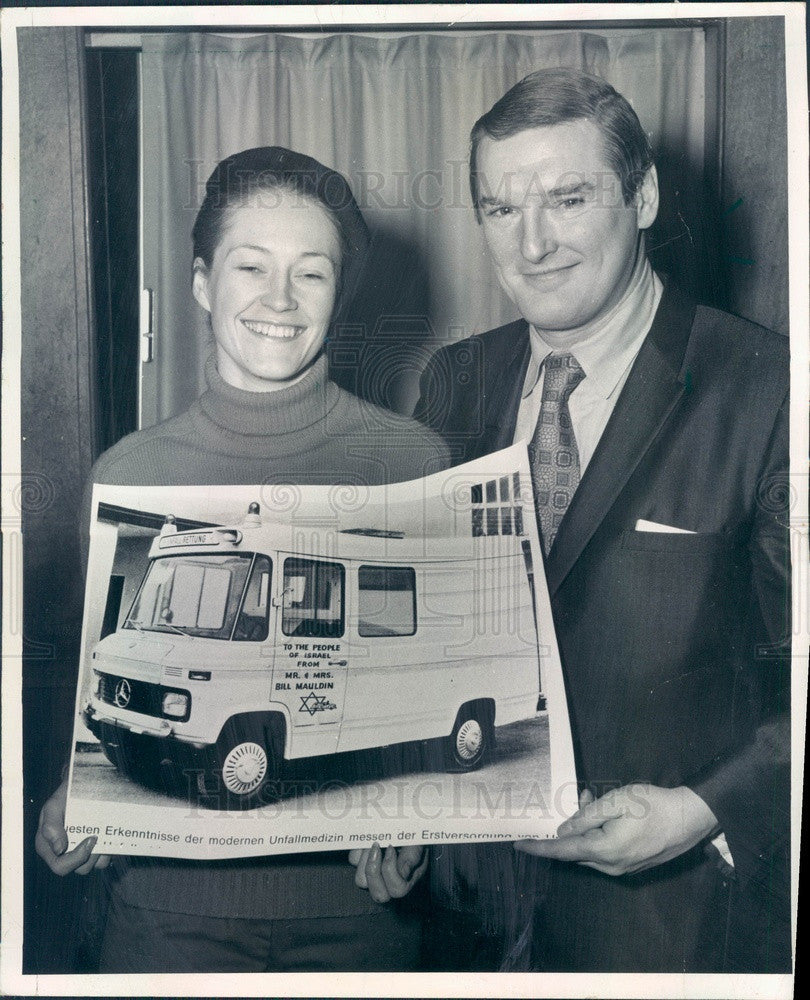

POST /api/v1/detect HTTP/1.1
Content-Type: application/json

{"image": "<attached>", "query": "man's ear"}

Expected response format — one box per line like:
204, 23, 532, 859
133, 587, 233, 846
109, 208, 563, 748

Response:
192, 258, 212, 313
635, 164, 659, 231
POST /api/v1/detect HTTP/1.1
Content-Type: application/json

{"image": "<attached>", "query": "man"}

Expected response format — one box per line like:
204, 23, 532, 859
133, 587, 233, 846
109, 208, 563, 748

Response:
414, 68, 791, 973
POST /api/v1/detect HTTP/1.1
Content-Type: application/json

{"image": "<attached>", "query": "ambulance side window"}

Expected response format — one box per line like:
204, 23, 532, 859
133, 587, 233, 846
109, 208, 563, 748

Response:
233, 556, 272, 641
358, 566, 416, 637
282, 558, 345, 638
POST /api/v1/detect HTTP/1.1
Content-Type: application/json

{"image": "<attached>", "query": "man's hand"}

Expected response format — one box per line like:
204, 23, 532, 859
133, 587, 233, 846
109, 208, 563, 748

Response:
515, 784, 719, 876
348, 843, 428, 903
35, 779, 111, 876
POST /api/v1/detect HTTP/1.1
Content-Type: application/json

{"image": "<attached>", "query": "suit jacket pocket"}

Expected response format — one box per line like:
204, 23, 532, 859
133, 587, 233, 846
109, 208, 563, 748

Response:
621, 529, 732, 554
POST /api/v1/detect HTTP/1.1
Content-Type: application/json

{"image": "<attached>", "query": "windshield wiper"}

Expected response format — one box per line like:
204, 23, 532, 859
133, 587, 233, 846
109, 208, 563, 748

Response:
158, 623, 192, 637
123, 617, 189, 637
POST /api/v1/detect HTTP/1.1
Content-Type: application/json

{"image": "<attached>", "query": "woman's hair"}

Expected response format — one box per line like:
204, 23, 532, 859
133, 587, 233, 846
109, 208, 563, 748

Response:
192, 146, 369, 300
469, 68, 654, 218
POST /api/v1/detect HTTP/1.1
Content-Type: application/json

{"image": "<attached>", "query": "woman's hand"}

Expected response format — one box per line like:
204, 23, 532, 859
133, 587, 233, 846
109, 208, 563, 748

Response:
35, 779, 111, 875
348, 843, 428, 903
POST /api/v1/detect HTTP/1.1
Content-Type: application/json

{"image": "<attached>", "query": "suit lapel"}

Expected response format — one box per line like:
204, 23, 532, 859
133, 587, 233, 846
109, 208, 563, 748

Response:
482, 321, 531, 455
545, 283, 697, 597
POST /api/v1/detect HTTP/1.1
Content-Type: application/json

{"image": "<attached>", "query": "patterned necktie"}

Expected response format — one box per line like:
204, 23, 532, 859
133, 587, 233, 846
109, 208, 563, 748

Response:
529, 353, 586, 554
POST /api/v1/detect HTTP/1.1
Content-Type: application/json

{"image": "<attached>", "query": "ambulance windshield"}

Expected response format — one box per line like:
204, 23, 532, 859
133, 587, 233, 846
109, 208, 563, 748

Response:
125, 553, 269, 640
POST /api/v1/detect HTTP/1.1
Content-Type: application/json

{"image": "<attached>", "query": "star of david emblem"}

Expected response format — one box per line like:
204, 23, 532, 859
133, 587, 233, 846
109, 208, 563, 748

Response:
299, 692, 336, 715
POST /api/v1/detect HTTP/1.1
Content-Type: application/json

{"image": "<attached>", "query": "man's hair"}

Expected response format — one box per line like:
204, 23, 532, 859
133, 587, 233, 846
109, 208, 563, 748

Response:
469, 68, 654, 219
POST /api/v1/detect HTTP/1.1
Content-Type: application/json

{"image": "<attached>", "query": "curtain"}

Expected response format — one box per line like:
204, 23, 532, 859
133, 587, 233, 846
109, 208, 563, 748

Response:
141, 28, 705, 425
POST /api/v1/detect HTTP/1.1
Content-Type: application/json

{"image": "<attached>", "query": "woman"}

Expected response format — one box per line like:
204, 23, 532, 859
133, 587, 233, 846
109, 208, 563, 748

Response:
35, 146, 448, 972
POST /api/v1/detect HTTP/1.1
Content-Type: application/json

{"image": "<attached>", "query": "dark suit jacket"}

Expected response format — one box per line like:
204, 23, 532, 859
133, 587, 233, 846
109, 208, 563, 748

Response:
415, 282, 790, 924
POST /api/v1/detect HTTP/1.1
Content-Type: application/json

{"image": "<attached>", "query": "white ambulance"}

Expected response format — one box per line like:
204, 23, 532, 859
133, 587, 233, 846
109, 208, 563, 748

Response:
83, 503, 545, 808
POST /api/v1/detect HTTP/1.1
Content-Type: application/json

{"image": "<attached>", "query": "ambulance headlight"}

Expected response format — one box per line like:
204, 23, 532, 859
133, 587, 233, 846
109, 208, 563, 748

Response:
162, 691, 189, 719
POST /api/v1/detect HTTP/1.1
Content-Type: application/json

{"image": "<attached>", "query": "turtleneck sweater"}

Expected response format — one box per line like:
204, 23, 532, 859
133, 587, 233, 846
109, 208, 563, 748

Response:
94, 353, 448, 490
89, 353, 449, 920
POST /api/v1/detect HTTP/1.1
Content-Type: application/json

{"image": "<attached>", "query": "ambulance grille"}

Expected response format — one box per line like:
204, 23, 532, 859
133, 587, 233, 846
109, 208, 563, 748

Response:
98, 672, 164, 718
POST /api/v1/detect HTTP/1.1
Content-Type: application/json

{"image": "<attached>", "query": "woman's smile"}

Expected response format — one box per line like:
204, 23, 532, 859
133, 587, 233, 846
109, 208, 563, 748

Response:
241, 319, 306, 339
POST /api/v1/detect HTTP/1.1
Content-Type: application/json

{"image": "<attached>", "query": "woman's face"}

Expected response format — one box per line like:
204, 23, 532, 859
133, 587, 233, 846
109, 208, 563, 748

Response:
193, 188, 341, 391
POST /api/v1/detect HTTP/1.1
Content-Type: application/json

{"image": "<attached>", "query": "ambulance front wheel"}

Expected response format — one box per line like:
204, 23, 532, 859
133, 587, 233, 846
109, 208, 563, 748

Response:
444, 702, 493, 772
97, 724, 159, 783
209, 714, 283, 809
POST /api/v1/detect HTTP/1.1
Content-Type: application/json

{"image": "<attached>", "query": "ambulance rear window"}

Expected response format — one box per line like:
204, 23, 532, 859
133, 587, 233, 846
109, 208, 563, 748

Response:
358, 566, 416, 637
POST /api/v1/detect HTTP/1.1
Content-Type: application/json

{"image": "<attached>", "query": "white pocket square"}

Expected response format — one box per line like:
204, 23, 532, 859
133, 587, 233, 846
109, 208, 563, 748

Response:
635, 519, 696, 534
711, 832, 735, 868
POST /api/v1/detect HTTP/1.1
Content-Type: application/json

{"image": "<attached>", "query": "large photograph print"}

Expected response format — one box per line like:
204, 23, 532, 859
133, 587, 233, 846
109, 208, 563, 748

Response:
65, 447, 577, 858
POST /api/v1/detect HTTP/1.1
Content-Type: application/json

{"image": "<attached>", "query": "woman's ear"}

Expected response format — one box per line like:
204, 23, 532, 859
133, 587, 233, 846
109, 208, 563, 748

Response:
192, 258, 212, 313
635, 164, 659, 231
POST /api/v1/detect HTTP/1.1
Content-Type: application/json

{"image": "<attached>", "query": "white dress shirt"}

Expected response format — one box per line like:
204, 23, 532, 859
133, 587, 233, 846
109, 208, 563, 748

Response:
513, 252, 663, 472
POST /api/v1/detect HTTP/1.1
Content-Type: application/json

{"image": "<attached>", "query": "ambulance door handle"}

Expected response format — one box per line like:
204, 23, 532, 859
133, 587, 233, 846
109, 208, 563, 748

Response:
329, 659, 347, 667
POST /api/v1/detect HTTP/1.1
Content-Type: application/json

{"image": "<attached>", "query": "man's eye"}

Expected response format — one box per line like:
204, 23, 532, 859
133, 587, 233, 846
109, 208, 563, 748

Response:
298, 271, 327, 281
237, 264, 263, 273
558, 196, 586, 209
486, 205, 515, 219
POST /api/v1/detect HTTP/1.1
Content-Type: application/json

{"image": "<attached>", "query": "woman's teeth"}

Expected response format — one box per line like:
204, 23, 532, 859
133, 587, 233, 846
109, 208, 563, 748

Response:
242, 320, 302, 339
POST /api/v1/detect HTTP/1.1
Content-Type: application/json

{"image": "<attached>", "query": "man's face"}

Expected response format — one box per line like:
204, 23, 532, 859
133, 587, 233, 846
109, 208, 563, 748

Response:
476, 119, 658, 336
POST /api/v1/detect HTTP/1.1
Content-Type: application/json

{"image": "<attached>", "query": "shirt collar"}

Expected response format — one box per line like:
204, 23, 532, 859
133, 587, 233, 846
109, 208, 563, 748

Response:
522, 252, 663, 401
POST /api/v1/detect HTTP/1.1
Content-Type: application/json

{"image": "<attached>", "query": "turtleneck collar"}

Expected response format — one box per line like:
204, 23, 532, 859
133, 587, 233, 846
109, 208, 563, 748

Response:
195, 352, 340, 438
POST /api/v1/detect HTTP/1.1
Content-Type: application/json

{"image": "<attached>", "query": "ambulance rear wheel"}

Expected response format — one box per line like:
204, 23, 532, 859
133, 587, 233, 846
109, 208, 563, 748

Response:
209, 715, 283, 809
444, 702, 493, 772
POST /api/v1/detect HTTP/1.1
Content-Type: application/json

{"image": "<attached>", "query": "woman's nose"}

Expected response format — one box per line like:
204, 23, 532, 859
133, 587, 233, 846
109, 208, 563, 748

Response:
520, 206, 556, 263
261, 272, 297, 312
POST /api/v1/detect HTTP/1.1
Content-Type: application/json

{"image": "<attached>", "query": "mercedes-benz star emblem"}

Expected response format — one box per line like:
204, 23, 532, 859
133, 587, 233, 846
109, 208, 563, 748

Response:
113, 678, 131, 708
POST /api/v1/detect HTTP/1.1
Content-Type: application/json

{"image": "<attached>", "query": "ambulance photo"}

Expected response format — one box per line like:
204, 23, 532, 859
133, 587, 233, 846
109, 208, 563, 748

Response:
82, 498, 546, 809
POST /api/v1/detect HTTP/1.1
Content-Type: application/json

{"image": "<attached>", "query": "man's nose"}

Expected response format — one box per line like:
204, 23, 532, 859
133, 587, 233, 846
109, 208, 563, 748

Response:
520, 207, 556, 263
261, 272, 297, 311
